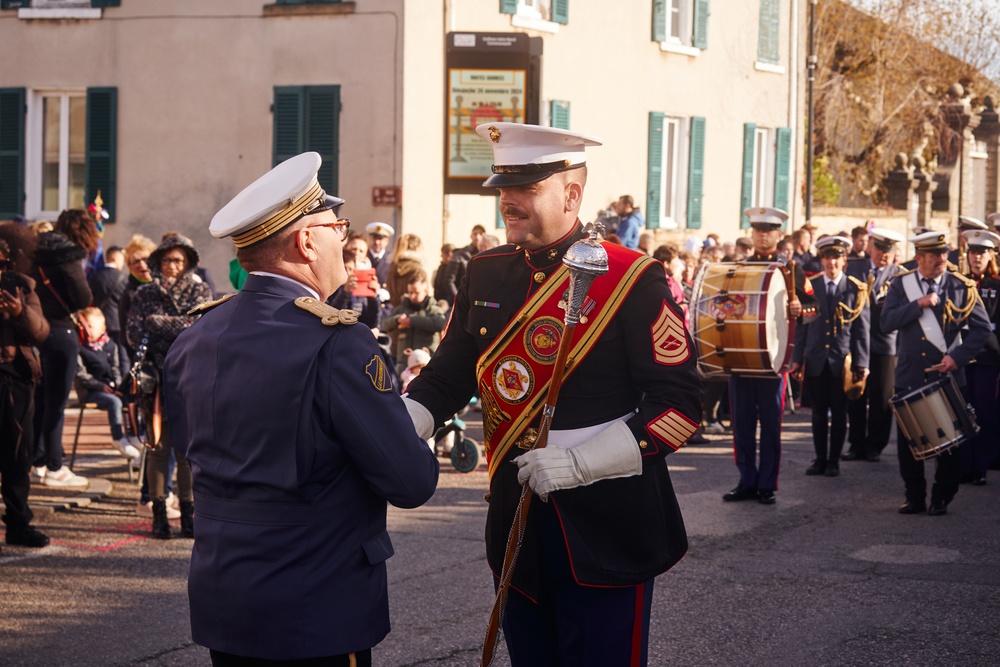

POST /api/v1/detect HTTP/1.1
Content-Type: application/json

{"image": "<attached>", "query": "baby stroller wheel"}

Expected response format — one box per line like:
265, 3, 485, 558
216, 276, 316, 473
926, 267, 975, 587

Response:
451, 438, 479, 473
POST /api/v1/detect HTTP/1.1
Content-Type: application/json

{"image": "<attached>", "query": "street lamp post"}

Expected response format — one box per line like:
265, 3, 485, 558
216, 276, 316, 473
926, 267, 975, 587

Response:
805, 0, 817, 227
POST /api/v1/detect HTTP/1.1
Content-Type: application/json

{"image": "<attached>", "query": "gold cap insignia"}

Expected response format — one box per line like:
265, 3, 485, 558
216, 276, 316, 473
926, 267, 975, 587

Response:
488, 125, 501, 143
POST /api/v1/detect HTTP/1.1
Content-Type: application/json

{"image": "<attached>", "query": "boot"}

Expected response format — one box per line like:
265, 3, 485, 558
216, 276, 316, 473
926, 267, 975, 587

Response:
151, 499, 172, 539
179, 502, 195, 539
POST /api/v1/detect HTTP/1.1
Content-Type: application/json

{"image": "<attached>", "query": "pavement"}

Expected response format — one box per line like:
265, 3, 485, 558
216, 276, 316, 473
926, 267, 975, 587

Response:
2, 398, 999, 666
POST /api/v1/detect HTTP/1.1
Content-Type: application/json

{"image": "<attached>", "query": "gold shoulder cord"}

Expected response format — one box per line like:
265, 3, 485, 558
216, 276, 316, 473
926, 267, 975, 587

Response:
942, 278, 980, 327
187, 292, 237, 315
294, 297, 359, 326
835, 275, 870, 333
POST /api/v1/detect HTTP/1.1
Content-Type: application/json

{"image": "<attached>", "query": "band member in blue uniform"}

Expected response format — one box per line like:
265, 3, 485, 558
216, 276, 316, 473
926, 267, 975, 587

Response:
843, 228, 904, 462
723, 208, 819, 504
881, 231, 991, 516
163, 152, 439, 666
404, 123, 702, 666
958, 229, 1000, 484
791, 236, 870, 477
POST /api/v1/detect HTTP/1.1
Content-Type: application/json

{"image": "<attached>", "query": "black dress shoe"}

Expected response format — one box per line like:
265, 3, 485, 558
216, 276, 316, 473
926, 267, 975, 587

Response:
757, 490, 776, 504
824, 463, 840, 477
898, 501, 926, 515
866, 453, 881, 462
841, 451, 864, 461
722, 485, 758, 502
927, 500, 948, 516
5, 525, 50, 548
805, 461, 826, 476
972, 472, 987, 486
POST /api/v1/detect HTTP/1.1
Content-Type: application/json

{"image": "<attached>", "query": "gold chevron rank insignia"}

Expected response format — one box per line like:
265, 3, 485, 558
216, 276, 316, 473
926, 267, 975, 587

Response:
651, 300, 690, 366
647, 408, 699, 451
365, 354, 393, 392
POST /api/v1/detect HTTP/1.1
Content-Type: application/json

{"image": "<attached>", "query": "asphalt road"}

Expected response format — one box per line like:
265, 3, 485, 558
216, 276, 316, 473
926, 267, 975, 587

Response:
2, 406, 999, 667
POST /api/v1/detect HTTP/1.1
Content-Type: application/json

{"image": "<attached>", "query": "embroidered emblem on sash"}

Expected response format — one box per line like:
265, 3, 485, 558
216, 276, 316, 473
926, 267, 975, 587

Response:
651, 300, 690, 366
647, 408, 699, 450
365, 354, 393, 392
479, 380, 511, 455
524, 317, 563, 364
493, 356, 534, 404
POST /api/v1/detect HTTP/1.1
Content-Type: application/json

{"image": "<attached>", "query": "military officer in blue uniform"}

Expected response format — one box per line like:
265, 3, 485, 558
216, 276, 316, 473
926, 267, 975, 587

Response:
404, 123, 702, 666
881, 231, 992, 516
724, 208, 819, 504
163, 152, 439, 666
843, 228, 904, 462
791, 236, 870, 477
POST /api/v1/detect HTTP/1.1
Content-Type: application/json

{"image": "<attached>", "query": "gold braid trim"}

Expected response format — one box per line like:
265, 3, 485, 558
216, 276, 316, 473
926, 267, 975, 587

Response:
835, 275, 869, 333
231, 181, 325, 248
943, 284, 981, 327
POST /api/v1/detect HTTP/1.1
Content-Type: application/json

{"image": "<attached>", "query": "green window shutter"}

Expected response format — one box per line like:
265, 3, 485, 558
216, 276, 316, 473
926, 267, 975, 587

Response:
651, 0, 666, 42
758, 0, 780, 64
740, 123, 756, 228
0, 88, 25, 218
86, 87, 117, 222
646, 112, 664, 231
499, 0, 518, 15
273, 86, 305, 167
693, 0, 710, 49
552, 0, 568, 24
91, 0, 120, 7
687, 117, 706, 230
550, 100, 570, 129
773, 126, 791, 220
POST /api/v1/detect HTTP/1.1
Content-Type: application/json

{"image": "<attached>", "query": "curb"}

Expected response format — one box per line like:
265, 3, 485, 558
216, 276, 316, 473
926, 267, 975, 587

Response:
29, 477, 114, 514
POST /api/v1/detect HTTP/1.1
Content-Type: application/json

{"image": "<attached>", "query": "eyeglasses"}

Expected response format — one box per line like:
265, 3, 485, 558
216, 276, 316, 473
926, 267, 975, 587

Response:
308, 218, 351, 241
161, 257, 187, 265
129, 257, 149, 267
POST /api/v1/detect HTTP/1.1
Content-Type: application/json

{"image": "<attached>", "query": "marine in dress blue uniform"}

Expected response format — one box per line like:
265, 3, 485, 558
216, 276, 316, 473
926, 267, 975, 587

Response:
843, 228, 905, 462
880, 231, 992, 516
792, 236, 870, 477
163, 153, 438, 665
957, 229, 1000, 484
724, 208, 819, 505
404, 123, 702, 666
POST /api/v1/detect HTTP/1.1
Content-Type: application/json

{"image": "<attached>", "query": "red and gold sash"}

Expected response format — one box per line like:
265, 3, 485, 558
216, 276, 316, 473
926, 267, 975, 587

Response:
476, 246, 656, 479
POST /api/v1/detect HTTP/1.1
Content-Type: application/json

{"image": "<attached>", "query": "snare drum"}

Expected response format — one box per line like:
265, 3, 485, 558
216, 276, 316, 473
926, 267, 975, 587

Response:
689, 262, 792, 377
890, 375, 979, 460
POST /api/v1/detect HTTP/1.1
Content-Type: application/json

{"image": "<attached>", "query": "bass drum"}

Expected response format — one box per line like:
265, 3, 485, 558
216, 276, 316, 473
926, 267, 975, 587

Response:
689, 261, 793, 378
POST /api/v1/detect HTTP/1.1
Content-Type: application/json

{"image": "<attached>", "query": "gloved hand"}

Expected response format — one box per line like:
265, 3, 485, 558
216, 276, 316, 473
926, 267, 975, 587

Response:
401, 395, 435, 440
514, 420, 642, 501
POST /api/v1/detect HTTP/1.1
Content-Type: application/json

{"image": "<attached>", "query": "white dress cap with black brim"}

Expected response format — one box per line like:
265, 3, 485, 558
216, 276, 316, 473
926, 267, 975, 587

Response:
958, 216, 988, 231
910, 230, 951, 253
869, 227, 904, 251
962, 229, 1000, 250
475, 122, 602, 188
210, 152, 345, 248
985, 212, 1000, 230
743, 206, 789, 229
816, 235, 850, 256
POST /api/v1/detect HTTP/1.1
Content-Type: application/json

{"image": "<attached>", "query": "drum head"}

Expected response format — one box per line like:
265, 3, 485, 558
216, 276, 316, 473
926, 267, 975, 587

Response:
763, 269, 790, 374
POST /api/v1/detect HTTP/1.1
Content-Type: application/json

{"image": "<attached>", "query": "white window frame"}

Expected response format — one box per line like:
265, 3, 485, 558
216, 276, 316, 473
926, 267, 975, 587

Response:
511, 0, 560, 34
24, 88, 88, 221
660, 0, 700, 57
657, 116, 690, 229
751, 126, 776, 209
19, 0, 101, 20
970, 139, 988, 221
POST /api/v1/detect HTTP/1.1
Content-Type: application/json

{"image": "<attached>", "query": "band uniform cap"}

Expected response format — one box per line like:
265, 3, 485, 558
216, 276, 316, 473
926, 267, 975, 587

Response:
911, 225, 934, 236
365, 222, 394, 238
475, 122, 603, 188
407, 348, 431, 370
744, 206, 788, 229
962, 229, 1000, 250
957, 216, 988, 231
816, 235, 850, 256
869, 227, 904, 251
986, 212, 1000, 229
210, 152, 345, 248
910, 230, 951, 253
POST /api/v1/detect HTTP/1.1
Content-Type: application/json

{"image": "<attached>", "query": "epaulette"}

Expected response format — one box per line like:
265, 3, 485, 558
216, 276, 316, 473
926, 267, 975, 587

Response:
187, 292, 237, 315
894, 267, 916, 278
846, 274, 867, 291
294, 297, 359, 326
949, 270, 978, 288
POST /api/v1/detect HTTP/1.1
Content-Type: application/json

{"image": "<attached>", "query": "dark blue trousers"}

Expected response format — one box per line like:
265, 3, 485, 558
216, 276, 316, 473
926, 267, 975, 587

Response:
499, 502, 654, 666
729, 374, 785, 491
959, 364, 1000, 477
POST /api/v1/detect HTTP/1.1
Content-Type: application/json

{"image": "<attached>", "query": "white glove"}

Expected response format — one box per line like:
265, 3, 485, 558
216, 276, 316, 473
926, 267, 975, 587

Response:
401, 395, 435, 440
514, 420, 642, 501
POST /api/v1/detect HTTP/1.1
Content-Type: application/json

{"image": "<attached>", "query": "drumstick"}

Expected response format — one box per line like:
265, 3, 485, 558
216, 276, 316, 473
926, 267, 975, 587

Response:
925, 363, 946, 374
788, 260, 797, 302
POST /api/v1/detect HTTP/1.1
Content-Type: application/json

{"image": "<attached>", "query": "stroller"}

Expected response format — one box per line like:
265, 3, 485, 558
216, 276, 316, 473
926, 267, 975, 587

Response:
433, 415, 480, 473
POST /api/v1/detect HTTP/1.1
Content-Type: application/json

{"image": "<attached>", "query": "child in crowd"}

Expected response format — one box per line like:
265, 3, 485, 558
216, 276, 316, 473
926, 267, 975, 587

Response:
400, 348, 431, 393
75, 307, 141, 462
382, 269, 447, 376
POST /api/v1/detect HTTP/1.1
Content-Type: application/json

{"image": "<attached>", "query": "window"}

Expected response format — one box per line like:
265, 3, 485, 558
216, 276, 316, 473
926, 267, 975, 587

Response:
757, 0, 780, 66
273, 86, 341, 196
970, 139, 988, 222
40, 93, 86, 213
647, 113, 705, 229
500, 0, 568, 32
740, 123, 791, 228
652, 0, 709, 52
549, 100, 570, 130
